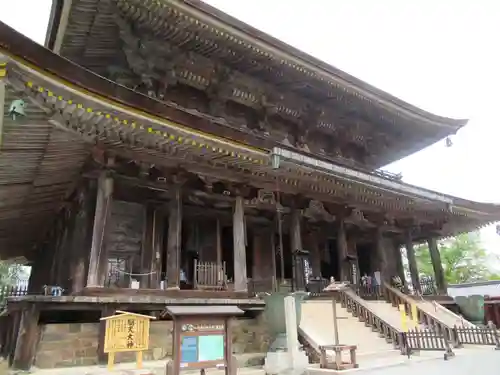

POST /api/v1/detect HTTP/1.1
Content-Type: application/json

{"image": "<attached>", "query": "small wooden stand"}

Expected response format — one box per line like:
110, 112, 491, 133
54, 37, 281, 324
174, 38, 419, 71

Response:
319, 344, 358, 370
100, 310, 156, 371
163, 305, 243, 375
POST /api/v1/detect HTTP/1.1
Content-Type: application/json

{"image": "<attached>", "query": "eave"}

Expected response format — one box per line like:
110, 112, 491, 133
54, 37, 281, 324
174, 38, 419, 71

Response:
2, 31, 498, 243
44, 0, 467, 168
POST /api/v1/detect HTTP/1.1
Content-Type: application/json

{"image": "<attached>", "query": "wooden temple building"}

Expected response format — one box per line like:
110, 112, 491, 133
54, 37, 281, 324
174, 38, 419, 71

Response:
0, 0, 500, 370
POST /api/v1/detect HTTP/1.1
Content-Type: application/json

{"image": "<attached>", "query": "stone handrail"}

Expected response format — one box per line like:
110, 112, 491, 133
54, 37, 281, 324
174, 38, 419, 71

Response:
339, 288, 405, 352
383, 283, 459, 345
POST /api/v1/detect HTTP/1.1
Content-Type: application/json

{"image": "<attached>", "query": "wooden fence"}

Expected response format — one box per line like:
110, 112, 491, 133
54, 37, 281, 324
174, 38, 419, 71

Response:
193, 260, 227, 290
453, 325, 500, 349
402, 329, 455, 360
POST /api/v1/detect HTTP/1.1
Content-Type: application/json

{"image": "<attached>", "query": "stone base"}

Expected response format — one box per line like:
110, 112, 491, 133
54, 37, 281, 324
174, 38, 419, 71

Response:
264, 350, 309, 375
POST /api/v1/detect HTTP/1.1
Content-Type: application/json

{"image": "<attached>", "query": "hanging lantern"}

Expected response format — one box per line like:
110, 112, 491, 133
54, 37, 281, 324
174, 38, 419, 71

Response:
445, 137, 453, 148
8, 99, 26, 120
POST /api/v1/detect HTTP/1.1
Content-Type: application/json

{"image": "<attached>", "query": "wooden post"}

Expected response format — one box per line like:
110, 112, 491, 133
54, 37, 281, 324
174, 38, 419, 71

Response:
70, 181, 96, 294
233, 196, 247, 291
216, 218, 222, 266
392, 240, 407, 290
405, 231, 421, 294
252, 232, 262, 280
291, 209, 302, 289
309, 231, 322, 278
152, 209, 165, 289
428, 237, 447, 294
375, 228, 389, 283
87, 172, 114, 287
166, 186, 182, 289
141, 204, 155, 288
337, 219, 348, 281
12, 305, 40, 370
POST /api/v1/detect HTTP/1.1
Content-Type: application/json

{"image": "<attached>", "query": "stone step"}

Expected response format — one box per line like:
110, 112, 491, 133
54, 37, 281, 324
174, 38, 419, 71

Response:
300, 300, 395, 356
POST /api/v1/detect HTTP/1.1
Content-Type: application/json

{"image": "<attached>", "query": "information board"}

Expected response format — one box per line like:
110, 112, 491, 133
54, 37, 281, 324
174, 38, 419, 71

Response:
180, 334, 225, 366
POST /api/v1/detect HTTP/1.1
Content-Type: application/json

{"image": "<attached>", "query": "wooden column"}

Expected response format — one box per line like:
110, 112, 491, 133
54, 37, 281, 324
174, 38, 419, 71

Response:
290, 209, 303, 289
70, 180, 96, 294
337, 219, 348, 281
252, 232, 263, 280
405, 231, 421, 294
375, 228, 389, 283
216, 219, 222, 266
428, 237, 447, 294
87, 172, 114, 287
141, 204, 155, 288
308, 231, 322, 278
233, 196, 247, 291
12, 305, 40, 370
393, 241, 407, 289
166, 187, 182, 289
151, 209, 165, 288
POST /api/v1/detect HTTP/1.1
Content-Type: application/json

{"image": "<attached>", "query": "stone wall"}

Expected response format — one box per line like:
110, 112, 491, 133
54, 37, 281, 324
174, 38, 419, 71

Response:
34, 314, 270, 369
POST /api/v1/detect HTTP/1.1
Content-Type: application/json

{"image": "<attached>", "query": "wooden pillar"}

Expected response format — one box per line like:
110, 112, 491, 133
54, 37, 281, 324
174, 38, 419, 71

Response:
308, 231, 322, 278
375, 228, 390, 283
290, 209, 303, 289
216, 218, 222, 266
152, 209, 165, 288
70, 180, 96, 294
428, 237, 447, 295
12, 305, 40, 370
252, 232, 263, 280
337, 219, 348, 281
233, 196, 247, 291
166, 187, 182, 289
405, 231, 421, 294
141, 204, 155, 288
393, 241, 407, 289
87, 172, 114, 287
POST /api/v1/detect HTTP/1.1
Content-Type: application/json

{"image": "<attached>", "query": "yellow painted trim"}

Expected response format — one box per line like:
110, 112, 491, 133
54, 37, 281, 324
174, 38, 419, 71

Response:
0, 48, 265, 155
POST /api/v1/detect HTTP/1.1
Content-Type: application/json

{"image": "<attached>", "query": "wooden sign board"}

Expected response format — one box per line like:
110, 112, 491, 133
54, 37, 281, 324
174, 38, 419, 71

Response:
179, 319, 226, 369
100, 310, 156, 370
163, 305, 243, 375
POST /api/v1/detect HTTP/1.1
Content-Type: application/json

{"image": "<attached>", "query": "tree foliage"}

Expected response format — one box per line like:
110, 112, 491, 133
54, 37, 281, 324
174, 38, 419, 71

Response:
413, 232, 500, 284
0, 261, 26, 287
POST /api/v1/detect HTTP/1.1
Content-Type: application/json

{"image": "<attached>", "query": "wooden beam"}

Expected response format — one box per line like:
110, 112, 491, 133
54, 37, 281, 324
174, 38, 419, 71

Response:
233, 196, 247, 291
166, 186, 182, 289
152, 208, 165, 289
87, 172, 114, 287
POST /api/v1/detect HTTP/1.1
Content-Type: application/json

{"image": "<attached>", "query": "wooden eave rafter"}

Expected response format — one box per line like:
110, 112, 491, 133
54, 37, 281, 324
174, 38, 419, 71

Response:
44, 0, 467, 167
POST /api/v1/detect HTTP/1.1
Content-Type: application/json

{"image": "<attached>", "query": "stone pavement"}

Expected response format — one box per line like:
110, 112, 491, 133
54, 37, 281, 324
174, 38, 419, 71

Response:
6, 361, 265, 375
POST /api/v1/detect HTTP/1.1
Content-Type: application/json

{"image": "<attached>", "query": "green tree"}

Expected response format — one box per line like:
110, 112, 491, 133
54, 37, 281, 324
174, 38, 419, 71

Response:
0, 260, 25, 287
414, 232, 500, 284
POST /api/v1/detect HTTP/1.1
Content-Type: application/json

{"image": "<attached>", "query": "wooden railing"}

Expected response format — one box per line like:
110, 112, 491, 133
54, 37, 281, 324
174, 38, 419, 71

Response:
193, 260, 227, 290
383, 283, 458, 346
0, 285, 28, 304
403, 329, 455, 359
355, 284, 384, 300
338, 288, 405, 351
454, 325, 500, 348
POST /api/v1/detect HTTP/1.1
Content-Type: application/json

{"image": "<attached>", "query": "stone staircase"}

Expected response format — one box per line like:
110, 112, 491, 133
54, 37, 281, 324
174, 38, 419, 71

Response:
300, 300, 395, 355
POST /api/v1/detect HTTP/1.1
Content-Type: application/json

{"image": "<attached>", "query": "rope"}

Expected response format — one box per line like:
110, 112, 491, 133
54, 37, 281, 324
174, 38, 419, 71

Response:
113, 267, 158, 277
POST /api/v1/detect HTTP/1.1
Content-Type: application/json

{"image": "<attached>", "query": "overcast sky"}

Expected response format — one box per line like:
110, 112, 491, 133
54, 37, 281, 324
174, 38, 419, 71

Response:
1, 0, 499, 253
